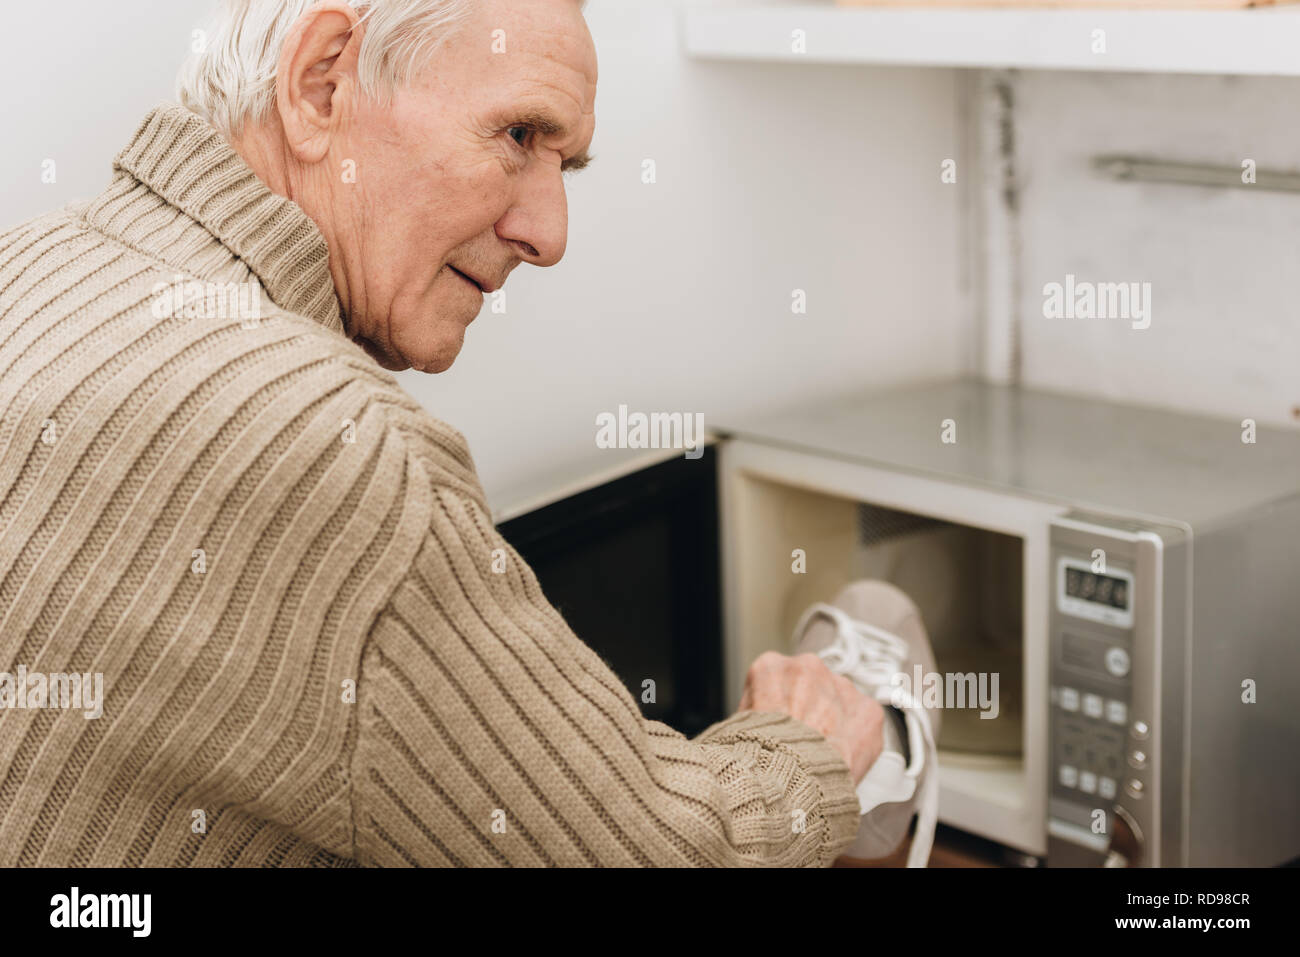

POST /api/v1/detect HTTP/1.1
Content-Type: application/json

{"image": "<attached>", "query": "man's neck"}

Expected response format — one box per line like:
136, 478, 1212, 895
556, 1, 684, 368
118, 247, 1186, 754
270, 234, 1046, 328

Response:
228, 115, 354, 334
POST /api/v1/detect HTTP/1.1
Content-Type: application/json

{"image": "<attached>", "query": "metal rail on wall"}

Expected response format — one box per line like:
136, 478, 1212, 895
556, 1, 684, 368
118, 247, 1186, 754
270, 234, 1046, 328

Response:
1093, 154, 1300, 193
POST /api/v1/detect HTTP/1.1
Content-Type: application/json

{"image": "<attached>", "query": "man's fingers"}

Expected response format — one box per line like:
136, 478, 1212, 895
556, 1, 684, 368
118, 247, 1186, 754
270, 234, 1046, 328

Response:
785, 654, 823, 718
735, 650, 886, 785
745, 651, 789, 712
832, 672, 863, 709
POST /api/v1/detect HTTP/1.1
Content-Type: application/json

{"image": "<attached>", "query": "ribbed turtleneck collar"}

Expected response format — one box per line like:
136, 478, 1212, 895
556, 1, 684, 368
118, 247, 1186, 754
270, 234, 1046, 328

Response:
89, 102, 343, 334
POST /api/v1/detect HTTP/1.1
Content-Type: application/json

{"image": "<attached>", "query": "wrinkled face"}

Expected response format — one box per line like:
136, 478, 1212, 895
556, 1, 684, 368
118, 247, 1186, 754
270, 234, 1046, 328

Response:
334, 0, 597, 372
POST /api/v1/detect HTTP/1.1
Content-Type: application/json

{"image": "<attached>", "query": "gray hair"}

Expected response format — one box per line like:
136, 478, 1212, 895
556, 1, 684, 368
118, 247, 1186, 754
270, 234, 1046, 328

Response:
176, 0, 477, 137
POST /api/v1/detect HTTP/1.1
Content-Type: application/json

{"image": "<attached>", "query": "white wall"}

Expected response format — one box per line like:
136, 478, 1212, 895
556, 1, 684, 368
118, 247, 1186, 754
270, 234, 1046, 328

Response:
0, 1, 202, 225
994, 70, 1300, 431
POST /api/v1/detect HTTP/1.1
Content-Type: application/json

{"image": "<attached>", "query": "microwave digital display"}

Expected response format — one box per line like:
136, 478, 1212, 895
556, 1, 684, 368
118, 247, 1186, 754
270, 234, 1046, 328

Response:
1056, 557, 1135, 629
1064, 567, 1129, 610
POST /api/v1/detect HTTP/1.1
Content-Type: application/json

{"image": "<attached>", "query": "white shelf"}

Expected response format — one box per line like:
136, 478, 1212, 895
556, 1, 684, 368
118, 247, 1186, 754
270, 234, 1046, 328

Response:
683, 6, 1300, 76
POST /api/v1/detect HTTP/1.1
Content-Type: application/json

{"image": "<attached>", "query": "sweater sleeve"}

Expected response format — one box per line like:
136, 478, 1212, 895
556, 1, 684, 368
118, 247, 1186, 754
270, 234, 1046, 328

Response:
348, 462, 862, 867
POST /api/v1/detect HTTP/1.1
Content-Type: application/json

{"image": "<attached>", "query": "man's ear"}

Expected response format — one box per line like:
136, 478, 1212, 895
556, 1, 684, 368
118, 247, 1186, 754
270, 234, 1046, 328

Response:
275, 2, 365, 164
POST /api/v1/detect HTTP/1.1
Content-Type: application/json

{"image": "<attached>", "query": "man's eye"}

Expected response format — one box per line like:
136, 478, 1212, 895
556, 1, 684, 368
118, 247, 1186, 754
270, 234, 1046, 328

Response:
507, 126, 530, 148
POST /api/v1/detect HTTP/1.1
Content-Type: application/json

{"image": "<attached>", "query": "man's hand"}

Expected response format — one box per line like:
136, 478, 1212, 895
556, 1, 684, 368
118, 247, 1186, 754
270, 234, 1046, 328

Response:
737, 651, 885, 784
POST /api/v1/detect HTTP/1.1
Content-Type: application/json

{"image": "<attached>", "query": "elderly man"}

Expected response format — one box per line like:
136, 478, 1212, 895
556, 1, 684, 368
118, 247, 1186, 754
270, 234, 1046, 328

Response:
0, 0, 939, 867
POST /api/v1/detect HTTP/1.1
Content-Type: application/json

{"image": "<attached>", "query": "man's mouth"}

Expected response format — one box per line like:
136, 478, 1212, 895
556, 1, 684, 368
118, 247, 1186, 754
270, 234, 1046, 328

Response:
448, 265, 489, 294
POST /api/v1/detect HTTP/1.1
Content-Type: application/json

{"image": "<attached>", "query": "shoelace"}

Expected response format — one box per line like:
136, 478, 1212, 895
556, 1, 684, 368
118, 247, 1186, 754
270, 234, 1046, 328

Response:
798, 603, 910, 689
793, 602, 940, 868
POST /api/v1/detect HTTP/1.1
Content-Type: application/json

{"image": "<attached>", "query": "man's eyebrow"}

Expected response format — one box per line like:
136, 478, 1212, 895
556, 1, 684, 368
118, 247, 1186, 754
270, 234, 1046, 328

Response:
562, 151, 593, 174
513, 109, 593, 173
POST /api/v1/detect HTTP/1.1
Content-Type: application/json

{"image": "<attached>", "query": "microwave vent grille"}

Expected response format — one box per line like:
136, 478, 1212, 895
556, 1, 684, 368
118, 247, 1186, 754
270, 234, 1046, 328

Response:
855, 502, 947, 547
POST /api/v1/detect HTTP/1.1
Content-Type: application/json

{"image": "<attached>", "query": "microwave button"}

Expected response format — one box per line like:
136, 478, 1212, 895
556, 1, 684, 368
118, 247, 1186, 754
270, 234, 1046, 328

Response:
1125, 778, 1145, 799
1131, 720, 1149, 740
1079, 771, 1098, 794
1083, 693, 1104, 719
1105, 647, 1131, 677
1060, 687, 1079, 712
1059, 765, 1079, 789
1129, 749, 1147, 769
1099, 776, 1117, 800
1106, 699, 1128, 725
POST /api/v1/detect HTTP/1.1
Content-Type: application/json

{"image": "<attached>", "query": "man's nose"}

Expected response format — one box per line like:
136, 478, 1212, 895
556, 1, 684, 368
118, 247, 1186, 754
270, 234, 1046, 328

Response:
498, 164, 569, 268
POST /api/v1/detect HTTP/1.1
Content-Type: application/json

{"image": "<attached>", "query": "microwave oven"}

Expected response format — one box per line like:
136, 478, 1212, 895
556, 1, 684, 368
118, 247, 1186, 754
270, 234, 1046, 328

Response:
712, 378, 1300, 867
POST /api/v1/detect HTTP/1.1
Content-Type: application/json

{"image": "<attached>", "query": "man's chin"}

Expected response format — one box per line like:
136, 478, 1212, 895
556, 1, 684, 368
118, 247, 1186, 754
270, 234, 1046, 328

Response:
409, 353, 458, 374
351, 315, 469, 374
356, 336, 464, 374
353, 335, 411, 372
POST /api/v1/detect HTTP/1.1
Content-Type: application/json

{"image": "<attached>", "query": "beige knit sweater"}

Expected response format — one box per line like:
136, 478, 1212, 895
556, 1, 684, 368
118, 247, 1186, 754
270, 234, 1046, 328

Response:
0, 103, 859, 867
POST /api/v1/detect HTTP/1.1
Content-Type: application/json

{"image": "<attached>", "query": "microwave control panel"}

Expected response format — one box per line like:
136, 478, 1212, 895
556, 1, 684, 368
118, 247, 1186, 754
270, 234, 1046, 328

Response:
1047, 516, 1165, 866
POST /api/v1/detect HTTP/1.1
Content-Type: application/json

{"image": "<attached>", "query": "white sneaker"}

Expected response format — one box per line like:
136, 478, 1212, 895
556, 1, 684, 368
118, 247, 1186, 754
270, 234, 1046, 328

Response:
793, 580, 941, 867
